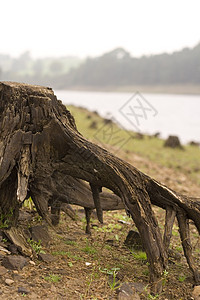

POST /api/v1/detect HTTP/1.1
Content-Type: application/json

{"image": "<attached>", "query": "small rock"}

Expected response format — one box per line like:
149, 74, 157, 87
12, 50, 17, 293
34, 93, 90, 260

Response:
0, 266, 8, 276
29, 260, 36, 266
18, 286, 30, 294
29, 225, 51, 246
85, 262, 92, 266
2, 255, 28, 270
130, 282, 146, 294
118, 220, 131, 225
192, 285, 200, 300
5, 279, 14, 286
124, 230, 143, 250
7, 244, 19, 255
38, 253, 55, 263
118, 283, 140, 300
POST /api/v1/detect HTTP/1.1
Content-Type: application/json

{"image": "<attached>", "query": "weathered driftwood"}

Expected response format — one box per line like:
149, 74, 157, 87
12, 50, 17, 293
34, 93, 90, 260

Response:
0, 82, 199, 292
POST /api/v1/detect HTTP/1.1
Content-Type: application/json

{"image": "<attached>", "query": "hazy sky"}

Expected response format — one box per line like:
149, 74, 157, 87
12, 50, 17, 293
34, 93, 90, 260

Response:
1, 0, 200, 58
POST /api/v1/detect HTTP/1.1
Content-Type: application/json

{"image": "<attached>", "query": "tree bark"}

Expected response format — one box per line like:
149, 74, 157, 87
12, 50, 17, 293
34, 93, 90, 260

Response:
0, 82, 199, 292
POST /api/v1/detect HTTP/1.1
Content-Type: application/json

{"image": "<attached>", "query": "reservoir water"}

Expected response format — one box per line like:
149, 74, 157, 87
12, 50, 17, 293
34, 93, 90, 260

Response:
56, 90, 200, 144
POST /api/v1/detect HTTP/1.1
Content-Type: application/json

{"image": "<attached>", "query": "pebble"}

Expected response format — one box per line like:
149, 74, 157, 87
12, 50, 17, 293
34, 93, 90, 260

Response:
18, 286, 30, 294
118, 282, 140, 300
5, 279, 14, 286
38, 253, 55, 263
29, 260, 36, 266
192, 285, 200, 300
0, 266, 8, 276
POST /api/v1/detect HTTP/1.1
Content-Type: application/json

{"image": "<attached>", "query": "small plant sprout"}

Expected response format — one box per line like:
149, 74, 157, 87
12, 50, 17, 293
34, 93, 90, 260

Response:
27, 239, 45, 254
178, 275, 186, 282
23, 197, 35, 210
147, 293, 160, 299
0, 208, 13, 229
162, 269, 169, 286
68, 262, 73, 267
81, 240, 96, 255
99, 267, 120, 290
115, 234, 119, 241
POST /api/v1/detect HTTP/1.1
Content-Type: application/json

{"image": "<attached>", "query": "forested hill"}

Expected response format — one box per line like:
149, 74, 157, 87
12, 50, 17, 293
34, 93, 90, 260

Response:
63, 43, 200, 88
0, 43, 200, 90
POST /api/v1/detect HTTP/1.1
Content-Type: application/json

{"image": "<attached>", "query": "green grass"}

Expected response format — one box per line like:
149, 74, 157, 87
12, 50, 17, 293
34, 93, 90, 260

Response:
131, 251, 147, 261
81, 240, 97, 255
93, 223, 122, 233
44, 274, 61, 283
68, 105, 200, 184
66, 252, 83, 261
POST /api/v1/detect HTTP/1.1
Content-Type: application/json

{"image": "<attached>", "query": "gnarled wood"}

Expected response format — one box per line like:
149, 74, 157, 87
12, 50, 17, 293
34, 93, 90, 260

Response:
0, 82, 199, 292
163, 206, 176, 251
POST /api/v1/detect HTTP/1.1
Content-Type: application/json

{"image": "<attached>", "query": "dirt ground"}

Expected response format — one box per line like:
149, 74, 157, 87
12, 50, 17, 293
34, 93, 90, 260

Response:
0, 149, 199, 300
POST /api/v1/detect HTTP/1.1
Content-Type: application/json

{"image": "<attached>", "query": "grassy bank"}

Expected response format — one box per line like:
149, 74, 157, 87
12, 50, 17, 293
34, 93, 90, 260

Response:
69, 105, 200, 185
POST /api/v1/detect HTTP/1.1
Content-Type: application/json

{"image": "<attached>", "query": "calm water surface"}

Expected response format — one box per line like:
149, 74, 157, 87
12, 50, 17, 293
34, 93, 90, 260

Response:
56, 90, 200, 144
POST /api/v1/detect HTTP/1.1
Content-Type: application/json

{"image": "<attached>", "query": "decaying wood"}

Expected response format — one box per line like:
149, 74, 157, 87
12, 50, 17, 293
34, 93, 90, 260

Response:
84, 207, 93, 234
4, 227, 32, 256
49, 175, 124, 226
163, 206, 176, 251
0, 82, 199, 292
54, 175, 123, 211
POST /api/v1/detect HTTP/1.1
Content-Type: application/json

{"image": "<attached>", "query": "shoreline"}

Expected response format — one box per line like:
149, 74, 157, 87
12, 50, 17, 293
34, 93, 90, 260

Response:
59, 84, 200, 95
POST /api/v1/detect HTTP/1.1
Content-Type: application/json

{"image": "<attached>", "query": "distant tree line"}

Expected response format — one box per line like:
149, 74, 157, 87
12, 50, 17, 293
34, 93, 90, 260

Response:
0, 51, 82, 87
0, 43, 200, 89
63, 43, 200, 87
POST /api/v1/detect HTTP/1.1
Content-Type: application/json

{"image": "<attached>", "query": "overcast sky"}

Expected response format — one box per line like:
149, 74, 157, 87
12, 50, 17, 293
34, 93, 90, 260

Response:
1, 0, 200, 58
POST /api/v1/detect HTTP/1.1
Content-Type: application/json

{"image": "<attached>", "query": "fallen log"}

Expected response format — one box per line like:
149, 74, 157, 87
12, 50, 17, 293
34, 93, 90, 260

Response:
0, 82, 199, 292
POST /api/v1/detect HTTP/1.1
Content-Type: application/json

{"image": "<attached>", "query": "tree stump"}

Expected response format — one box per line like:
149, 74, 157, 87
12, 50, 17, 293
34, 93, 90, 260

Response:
164, 135, 183, 149
0, 82, 199, 292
